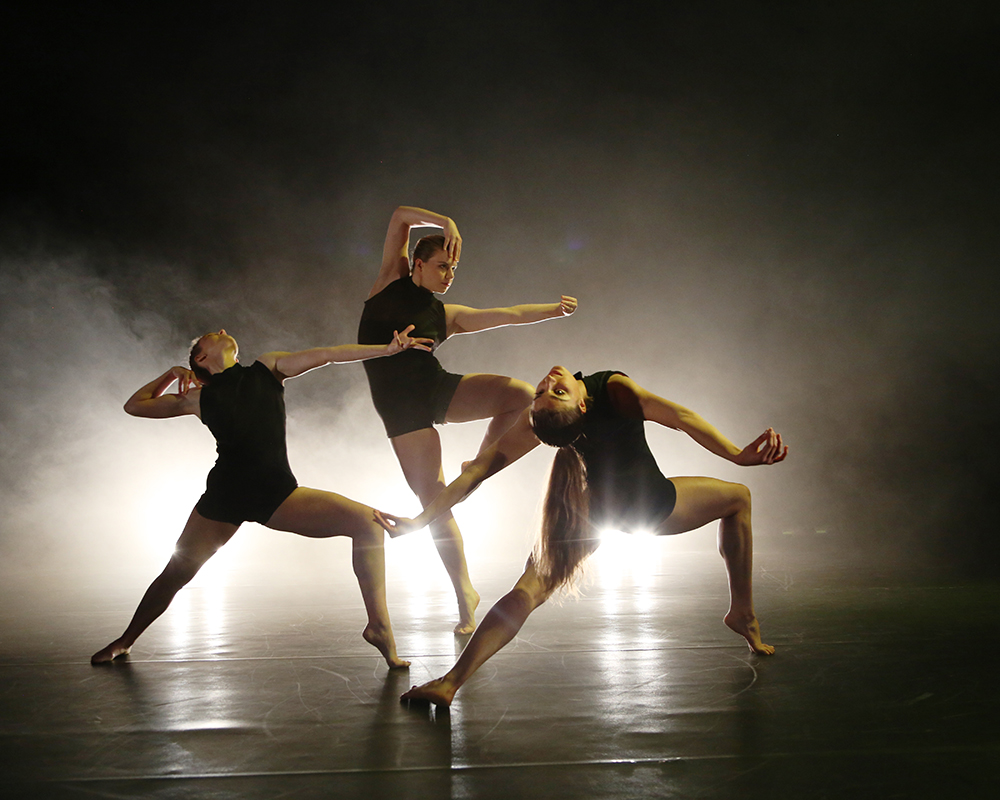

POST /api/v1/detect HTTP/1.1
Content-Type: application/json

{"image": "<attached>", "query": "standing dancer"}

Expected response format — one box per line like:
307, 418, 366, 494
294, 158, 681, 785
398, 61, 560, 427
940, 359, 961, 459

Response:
92, 327, 431, 668
375, 366, 788, 705
359, 206, 576, 633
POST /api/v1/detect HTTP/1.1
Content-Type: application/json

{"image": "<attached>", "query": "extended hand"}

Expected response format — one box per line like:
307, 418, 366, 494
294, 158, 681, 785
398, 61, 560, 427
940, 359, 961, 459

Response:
390, 325, 435, 354
373, 509, 424, 538
558, 296, 578, 316
735, 428, 788, 466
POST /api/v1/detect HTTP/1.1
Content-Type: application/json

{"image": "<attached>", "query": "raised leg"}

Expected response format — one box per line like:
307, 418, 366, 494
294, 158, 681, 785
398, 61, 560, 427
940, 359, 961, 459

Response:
391, 428, 480, 634
266, 487, 409, 668
661, 476, 774, 655
445, 373, 534, 454
91, 509, 239, 664
402, 557, 553, 706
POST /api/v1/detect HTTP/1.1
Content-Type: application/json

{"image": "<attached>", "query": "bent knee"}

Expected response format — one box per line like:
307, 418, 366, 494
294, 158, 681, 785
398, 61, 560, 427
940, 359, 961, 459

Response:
410, 479, 447, 503
508, 380, 534, 407
163, 552, 203, 585
395, 462, 446, 498
487, 378, 533, 414
353, 519, 384, 545
510, 583, 549, 611
728, 482, 751, 515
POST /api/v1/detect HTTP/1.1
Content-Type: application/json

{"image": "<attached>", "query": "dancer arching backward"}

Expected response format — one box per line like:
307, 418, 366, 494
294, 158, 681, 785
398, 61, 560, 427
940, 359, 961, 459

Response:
375, 367, 788, 705
359, 206, 577, 634
91, 327, 433, 668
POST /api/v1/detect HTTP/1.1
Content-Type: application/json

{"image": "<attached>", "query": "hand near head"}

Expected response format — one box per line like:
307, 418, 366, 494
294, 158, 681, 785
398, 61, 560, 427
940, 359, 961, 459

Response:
389, 325, 435, 355
442, 218, 462, 263
125, 365, 203, 418
558, 296, 578, 316
373, 510, 423, 538
734, 428, 788, 466
171, 366, 202, 394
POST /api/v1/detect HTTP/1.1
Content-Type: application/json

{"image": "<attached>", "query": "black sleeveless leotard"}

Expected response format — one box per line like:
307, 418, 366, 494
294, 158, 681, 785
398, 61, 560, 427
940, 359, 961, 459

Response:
574, 371, 677, 532
358, 276, 463, 438
194, 361, 298, 525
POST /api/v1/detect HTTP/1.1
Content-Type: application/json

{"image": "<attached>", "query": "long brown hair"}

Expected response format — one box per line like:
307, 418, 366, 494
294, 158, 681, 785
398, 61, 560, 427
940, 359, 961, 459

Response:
530, 405, 599, 593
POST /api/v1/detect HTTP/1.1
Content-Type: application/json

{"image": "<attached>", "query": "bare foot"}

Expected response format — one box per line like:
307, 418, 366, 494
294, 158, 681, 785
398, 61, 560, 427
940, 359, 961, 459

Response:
401, 677, 457, 707
363, 624, 411, 669
454, 587, 481, 635
724, 611, 775, 655
91, 639, 131, 665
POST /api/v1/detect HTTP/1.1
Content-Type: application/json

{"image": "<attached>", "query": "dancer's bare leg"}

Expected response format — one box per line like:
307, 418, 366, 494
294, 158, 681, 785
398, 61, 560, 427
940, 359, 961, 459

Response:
402, 558, 553, 706
446, 373, 534, 455
91, 510, 239, 664
662, 477, 774, 655
388, 375, 533, 633
266, 487, 409, 668
392, 429, 480, 634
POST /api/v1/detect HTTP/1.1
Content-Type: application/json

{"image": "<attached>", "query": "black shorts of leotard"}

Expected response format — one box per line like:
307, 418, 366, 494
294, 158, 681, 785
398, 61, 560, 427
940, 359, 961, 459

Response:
589, 476, 677, 534
195, 462, 298, 526
369, 365, 464, 438
194, 361, 299, 525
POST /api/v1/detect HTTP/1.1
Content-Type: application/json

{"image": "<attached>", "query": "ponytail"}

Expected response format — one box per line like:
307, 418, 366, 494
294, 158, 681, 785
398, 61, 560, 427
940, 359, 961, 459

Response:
534, 444, 597, 593
530, 401, 599, 593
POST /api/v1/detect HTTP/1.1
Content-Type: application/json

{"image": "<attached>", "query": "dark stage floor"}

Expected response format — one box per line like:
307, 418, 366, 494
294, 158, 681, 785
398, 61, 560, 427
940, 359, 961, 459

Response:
2, 549, 997, 799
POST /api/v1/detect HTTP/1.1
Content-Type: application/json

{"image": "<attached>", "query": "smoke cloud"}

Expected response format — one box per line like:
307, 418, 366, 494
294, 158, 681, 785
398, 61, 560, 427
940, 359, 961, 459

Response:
2, 2, 997, 590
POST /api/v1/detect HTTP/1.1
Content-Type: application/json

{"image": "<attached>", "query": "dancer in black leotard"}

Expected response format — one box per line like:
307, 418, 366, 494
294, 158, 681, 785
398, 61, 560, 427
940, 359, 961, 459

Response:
359, 266, 462, 437
91, 327, 431, 668
360, 206, 577, 634
195, 358, 299, 524
561, 371, 678, 532
374, 366, 788, 706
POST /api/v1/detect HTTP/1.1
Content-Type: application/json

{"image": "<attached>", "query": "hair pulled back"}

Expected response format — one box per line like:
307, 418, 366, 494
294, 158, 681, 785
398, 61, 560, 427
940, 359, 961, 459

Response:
530, 404, 597, 593
412, 234, 446, 269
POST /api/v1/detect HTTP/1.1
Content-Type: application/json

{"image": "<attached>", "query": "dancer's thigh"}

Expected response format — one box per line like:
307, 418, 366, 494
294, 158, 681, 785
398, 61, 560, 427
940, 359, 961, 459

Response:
658, 476, 748, 536
266, 487, 373, 539
445, 373, 533, 423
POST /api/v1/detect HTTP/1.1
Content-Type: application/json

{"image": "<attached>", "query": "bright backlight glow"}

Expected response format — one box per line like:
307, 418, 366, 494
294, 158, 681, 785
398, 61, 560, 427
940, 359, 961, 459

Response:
592, 528, 663, 588
134, 471, 234, 587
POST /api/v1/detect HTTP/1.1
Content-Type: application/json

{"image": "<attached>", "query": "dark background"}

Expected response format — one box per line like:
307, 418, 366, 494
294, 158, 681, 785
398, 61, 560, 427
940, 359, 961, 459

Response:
2, 1, 997, 579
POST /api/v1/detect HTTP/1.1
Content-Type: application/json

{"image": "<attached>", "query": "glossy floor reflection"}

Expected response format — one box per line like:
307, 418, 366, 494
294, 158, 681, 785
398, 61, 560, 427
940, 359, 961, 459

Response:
2, 551, 997, 799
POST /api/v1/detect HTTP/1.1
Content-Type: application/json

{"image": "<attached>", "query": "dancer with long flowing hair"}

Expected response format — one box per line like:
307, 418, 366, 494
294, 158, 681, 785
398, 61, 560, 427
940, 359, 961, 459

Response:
375, 366, 787, 705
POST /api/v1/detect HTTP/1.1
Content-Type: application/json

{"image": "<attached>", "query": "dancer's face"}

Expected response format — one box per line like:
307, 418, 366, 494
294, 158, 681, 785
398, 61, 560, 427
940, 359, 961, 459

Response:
413, 249, 456, 294
195, 329, 238, 368
532, 366, 586, 413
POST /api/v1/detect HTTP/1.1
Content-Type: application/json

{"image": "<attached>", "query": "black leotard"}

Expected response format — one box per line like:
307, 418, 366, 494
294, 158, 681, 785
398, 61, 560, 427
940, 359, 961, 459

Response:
574, 371, 677, 532
194, 361, 298, 525
358, 276, 463, 438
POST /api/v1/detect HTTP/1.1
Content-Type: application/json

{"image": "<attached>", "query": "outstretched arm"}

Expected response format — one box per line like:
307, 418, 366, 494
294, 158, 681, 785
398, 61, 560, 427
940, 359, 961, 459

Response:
261, 326, 434, 380
446, 296, 577, 336
123, 367, 202, 419
608, 374, 788, 466
374, 408, 541, 536
368, 206, 462, 298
